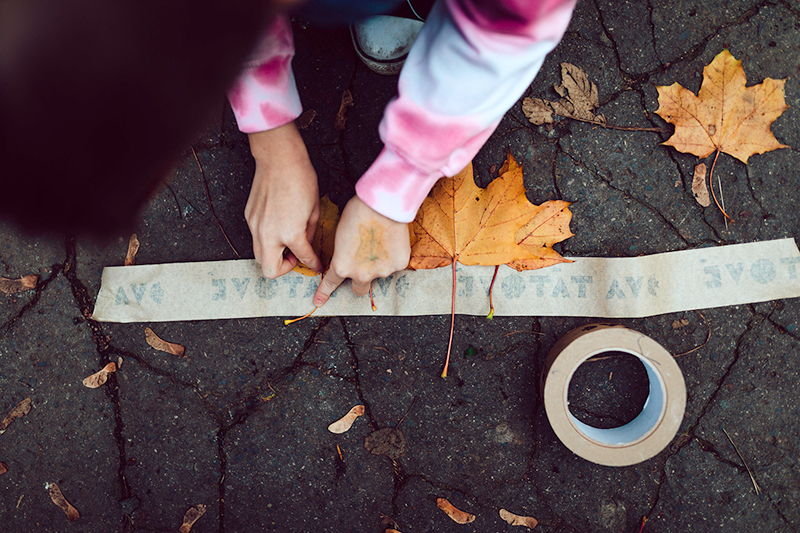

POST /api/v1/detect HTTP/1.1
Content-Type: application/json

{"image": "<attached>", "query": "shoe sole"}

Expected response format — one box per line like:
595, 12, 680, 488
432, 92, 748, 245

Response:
349, 25, 406, 76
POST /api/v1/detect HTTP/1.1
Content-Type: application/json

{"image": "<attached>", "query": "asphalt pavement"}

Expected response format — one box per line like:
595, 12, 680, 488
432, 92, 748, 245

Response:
2, 1, 800, 531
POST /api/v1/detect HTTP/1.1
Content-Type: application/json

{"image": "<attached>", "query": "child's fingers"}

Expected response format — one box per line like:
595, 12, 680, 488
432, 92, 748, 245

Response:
288, 238, 322, 273
314, 270, 345, 307
260, 243, 296, 279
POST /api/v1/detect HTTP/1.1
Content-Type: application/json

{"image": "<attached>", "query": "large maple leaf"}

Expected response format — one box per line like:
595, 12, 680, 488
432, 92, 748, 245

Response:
410, 153, 573, 377
655, 49, 789, 164
410, 153, 573, 270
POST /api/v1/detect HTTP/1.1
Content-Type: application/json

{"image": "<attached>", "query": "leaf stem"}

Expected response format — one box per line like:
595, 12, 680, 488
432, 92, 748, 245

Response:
442, 260, 457, 378
708, 149, 734, 222
487, 265, 499, 319
582, 118, 670, 133
284, 307, 317, 326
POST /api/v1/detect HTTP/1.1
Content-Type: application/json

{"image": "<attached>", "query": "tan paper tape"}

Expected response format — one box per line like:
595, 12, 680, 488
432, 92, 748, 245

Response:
542, 323, 686, 467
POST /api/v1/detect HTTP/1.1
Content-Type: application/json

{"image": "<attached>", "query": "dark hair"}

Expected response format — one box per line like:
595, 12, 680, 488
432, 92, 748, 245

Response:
0, 0, 274, 234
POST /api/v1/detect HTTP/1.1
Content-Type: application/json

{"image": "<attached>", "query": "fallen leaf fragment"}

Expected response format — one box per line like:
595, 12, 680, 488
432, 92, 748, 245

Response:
672, 318, 690, 329
124, 234, 140, 266
178, 504, 207, 533
0, 461, 8, 474
0, 397, 32, 434
144, 327, 185, 357
46, 482, 80, 521
436, 498, 475, 524
328, 405, 365, 434
500, 508, 538, 529
0, 274, 38, 295
521, 97, 554, 125
385, 530, 402, 533
691, 163, 710, 207
82, 362, 118, 388
656, 49, 789, 164
295, 109, 317, 130
334, 90, 354, 131
294, 196, 340, 276
364, 427, 405, 460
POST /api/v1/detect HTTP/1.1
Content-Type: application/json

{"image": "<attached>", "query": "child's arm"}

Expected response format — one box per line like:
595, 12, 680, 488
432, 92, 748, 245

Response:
314, 0, 577, 306
228, 16, 322, 277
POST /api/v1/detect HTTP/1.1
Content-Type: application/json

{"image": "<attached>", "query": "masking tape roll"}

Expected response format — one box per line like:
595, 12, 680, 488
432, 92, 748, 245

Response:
542, 323, 686, 467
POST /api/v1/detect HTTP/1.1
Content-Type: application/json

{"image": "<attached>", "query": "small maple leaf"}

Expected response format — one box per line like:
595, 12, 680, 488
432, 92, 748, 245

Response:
656, 49, 789, 164
294, 196, 340, 276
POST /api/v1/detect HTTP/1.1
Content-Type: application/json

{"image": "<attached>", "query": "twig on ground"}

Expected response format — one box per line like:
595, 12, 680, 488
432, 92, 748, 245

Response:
191, 146, 241, 258
723, 427, 761, 495
674, 311, 711, 357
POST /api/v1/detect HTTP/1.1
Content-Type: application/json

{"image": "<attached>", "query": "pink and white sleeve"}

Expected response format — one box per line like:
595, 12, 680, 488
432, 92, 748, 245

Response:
227, 15, 302, 133
356, 0, 577, 223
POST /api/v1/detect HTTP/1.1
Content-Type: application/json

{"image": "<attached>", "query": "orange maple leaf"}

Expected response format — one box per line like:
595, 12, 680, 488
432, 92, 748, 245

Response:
410, 153, 573, 377
293, 196, 340, 276
655, 49, 789, 164
410, 153, 573, 270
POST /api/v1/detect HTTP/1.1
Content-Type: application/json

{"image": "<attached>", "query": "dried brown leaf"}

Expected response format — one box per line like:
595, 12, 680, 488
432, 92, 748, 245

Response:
524, 63, 605, 126
334, 90, 354, 131
144, 327, 186, 357
46, 482, 80, 521
295, 109, 317, 130
0, 461, 8, 474
436, 498, 475, 524
124, 234, 140, 266
0, 274, 38, 295
554, 63, 600, 119
364, 427, 405, 460
82, 362, 118, 388
178, 504, 207, 533
328, 405, 365, 434
691, 163, 710, 207
521, 97, 554, 125
0, 397, 32, 434
500, 508, 538, 529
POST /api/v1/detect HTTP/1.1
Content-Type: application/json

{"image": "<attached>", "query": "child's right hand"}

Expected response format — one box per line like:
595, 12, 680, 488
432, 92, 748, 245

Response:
245, 122, 322, 279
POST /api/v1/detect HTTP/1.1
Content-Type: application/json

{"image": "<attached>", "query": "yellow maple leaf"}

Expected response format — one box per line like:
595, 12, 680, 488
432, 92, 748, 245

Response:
655, 49, 789, 163
293, 196, 340, 276
410, 153, 573, 270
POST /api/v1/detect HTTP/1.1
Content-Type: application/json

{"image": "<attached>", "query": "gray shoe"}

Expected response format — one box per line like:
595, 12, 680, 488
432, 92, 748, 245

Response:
350, 15, 425, 75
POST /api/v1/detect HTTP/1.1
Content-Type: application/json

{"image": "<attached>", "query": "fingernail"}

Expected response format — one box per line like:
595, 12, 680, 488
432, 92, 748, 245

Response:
313, 297, 323, 307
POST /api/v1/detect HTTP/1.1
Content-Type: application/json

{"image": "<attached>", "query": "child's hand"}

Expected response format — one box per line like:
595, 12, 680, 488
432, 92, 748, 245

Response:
245, 123, 322, 278
313, 196, 410, 307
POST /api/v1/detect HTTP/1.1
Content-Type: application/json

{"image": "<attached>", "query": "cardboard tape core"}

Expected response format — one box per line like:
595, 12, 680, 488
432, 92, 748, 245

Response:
542, 324, 686, 466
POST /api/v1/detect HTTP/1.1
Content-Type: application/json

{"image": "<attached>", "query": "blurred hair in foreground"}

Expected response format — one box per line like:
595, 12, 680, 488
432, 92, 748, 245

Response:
0, 0, 274, 236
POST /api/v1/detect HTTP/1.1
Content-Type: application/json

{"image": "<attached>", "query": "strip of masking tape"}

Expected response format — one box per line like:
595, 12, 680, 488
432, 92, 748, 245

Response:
541, 323, 686, 466
92, 238, 800, 323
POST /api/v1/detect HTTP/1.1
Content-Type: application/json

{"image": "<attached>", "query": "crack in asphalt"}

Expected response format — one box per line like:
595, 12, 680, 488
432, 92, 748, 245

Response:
0, 262, 63, 341
61, 237, 134, 532
557, 145, 696, 248
641, 307, 790, 525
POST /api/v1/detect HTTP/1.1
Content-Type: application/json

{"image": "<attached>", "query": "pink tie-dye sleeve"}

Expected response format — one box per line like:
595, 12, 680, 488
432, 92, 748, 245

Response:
356, 0, 577, 223
227, 15, 302, 133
